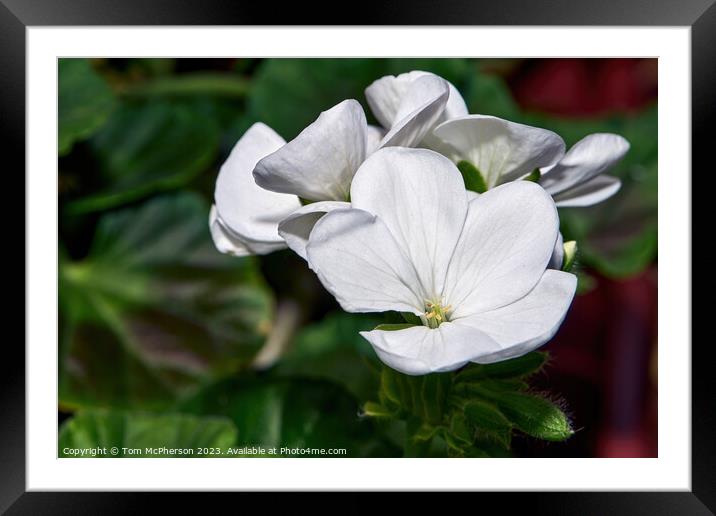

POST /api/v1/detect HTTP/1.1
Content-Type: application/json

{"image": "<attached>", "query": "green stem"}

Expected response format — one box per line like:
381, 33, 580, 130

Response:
117, 73, 251, 98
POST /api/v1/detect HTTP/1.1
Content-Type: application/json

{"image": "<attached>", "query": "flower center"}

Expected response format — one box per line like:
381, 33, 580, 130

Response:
423, 300, 452, 329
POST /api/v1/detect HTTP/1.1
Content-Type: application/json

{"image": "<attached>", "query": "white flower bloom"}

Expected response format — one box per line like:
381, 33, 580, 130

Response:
432, 114, 566, 189
433, 116, 628, 207
277, 201, 350, 261
365, 70, 467, 148
210, 122, 301, 256
539, 133, 629, 207
306, 147, 577, 375
249, 94, 452, 259
548, 232, 565, 270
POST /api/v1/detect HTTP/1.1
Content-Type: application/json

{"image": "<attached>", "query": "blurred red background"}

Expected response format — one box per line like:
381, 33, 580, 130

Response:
507, 58, 658, 458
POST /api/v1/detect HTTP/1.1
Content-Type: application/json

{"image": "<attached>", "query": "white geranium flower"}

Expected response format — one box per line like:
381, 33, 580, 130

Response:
210, 122, 301, 256
212, 75, 453, 259
538, 133, 629, 207
306, 147, 577, 375
252, 92, 451, 259
433, 116, 629, 207
432, 114, 566, 189
365, 70, 468, 148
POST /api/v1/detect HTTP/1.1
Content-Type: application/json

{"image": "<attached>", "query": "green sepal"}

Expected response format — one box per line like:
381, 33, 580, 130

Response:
404, 417, 435, 457
373, 323, 415, 332
401, 312, 423, 325
448, 412, 474, 445
524, 168, 542, 182
455, 352, 548, 382
361, 401, 394, 418
463, 400, 513, 448
374, 367, 451, 425
457, 160, 488, 193
381, 311, 422, 326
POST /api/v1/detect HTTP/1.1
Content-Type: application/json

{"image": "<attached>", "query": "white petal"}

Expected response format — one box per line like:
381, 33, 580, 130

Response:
209, 205, 285, 256
209, 205, 251, 256
554, 175, 621, 207
214, 123, 301, 246
366, 124, 386, 155
443, 81, 469, 120
433, 115, 566, 188
466, 190, 481, 202
548, 232, 565, 270
444, 181, 560, 318
540, 133, 630, 195
350, 147, 468, 300
420, 81, 469, 150
306, 208, 426, 314
379, 74, 449, 148
453, 270, 577, 363
365, 70, 467, 127
253, 100, 367, 201
365, 70, 430, 128
360, 322, 501, 375
277, 201, 350, 261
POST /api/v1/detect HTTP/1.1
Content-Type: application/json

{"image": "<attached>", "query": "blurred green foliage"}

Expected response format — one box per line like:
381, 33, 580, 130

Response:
59, 410, 237, 457
59, 193, 273, 410
58, 59, 116, 156
58, 58, 657, 457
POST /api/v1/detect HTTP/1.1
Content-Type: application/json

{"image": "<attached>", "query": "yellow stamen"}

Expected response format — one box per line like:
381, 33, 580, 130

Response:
423, 299, 452, 328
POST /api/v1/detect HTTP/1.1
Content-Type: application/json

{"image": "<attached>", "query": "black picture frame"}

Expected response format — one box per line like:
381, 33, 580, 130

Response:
4, 0, 710, 512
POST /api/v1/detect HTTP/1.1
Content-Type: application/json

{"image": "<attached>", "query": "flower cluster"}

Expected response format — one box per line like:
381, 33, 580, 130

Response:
210, 70, 629, 375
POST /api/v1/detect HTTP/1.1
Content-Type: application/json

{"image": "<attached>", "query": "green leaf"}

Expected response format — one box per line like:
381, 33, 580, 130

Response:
68, 100, 220, 213
59, 193, 274, 410
58, 410, 237, 457
457, 160, 488, 193
58, 59, 116, 155
464, 66, 521, 120
463, 400, 513, 448
178, 376, 399, 457
248, 58, 386, 139
456, 352, 548, 382
247, 58, 472, 139
562, 240, 578, 272
481, 390, 573, 442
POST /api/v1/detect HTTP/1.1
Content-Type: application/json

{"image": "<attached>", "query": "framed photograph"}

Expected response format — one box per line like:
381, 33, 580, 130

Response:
5, 0, 710, 511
